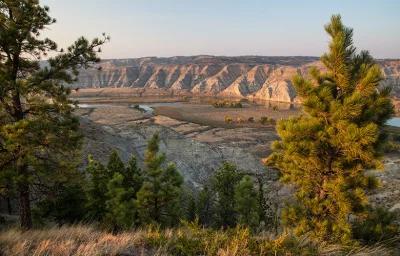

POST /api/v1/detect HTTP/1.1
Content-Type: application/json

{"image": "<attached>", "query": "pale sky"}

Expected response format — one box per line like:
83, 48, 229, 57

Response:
40, 0, 400, 59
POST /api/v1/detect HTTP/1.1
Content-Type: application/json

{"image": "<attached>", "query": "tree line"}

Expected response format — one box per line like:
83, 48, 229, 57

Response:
33, 133, 267, 232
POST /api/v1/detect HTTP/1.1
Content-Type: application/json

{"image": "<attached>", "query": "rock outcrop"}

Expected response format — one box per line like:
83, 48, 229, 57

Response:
74, 56, 400, 103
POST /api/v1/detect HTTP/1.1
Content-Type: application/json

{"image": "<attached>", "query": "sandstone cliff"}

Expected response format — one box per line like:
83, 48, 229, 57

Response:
74, 56, 400, 103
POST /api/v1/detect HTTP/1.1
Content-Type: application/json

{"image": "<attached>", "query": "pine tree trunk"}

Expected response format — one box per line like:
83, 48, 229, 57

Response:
18, 182, 32, 230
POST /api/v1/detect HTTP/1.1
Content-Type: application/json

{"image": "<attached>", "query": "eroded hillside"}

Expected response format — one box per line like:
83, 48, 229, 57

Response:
74, 56, 400, 103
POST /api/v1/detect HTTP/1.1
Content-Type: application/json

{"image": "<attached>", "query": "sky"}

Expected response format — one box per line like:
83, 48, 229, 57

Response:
40, 0, 400, 59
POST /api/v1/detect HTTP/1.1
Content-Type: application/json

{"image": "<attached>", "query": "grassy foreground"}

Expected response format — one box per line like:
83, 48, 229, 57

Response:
0, 224, 397, 256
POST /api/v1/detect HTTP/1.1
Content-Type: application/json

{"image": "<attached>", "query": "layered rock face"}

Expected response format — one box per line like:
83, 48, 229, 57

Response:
74, 56, 400, 103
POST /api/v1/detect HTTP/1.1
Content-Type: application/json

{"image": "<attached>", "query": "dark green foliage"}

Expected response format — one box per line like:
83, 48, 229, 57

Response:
352, 207, 399, 244
182, 188, 197, 222
136, 133, 184, 226
196, 185, 214, 227
211, 162, 243, 228
124, 155, 144, 196
0, 0, 108, 229
105, 172, 136, 230
85, 155, 109, 221
33, 183, 87, 226
85, 151, 143, 228
107, 150, 125, 174
266, 15, 394, 243
234, 175, 260, 231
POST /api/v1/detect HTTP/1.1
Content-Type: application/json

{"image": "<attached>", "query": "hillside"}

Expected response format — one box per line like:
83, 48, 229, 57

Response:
74, 56, 400, 103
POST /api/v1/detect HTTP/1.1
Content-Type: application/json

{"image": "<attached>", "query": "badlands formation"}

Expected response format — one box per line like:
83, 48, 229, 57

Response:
74, 56, 400, 102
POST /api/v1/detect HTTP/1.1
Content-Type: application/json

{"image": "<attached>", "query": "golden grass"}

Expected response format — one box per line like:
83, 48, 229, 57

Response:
0, 224, 397, 256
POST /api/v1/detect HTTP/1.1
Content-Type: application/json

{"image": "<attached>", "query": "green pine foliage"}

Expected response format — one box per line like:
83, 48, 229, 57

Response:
186, 195, 197, 222
234, 175, 260, 231
0, 0, 108, 229
211, 162, 243, 228
85, 155, 109, 221
107, 150, 125, 175
32, 182, 87, 226
352, 207, 399, 244
124, 155, 144, 196
196, 185, 214, 227
266, 15, 394, 243
105, 172, 136, 230
136, 133, 184, 226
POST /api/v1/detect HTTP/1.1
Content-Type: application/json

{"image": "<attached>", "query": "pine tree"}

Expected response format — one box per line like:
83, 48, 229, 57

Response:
234, 175, 260, 230
197, 185, 214, 227
123, 154, 143, 196
136, 133, 183, 226
107, 150, 125, 174
179, 187, 197, 222
85, 155, 109, 221
0, 0, 108, 229
33, 181, 87, 225
105, 172, 136, 230
211, 162, 243, 228
266, 15, 394, 243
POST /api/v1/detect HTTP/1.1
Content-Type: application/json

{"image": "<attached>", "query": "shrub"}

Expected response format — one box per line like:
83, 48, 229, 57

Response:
260, 116, 276, 125
224, 116, 233, 123
236, 117, 245, 123
248, 117, 255, 123
352, 207, 399, 244
213, 101, 243, 108
260, 116, 269, 125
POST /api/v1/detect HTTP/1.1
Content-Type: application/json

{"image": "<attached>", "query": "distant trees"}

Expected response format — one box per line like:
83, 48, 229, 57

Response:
0, 0, 108, 229
266, 15, 394, 243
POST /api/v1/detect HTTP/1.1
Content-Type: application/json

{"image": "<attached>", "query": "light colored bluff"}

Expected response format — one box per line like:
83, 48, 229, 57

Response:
74, 56, 400, 103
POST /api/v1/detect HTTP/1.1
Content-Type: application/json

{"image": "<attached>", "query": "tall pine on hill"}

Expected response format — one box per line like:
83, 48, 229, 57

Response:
234, 175, 260, 231
266, 15, 394, 243
0, 0, 107, 229
136, 133, 183, 226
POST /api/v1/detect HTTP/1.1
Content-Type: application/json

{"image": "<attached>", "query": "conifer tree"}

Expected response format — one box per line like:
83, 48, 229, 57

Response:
234, 175, 260, 230
211, 162, 243, 228
33, 182, 87, 225
197, 185, 214, 227
105, 172, 136, 230
123, 154, 143, 196
107, 150, 125, 174
266, 15, 394, 243
85, 155, 109, 221
136, 133, 183, 226
0, 0, 108, 229
179, 187, 197, 222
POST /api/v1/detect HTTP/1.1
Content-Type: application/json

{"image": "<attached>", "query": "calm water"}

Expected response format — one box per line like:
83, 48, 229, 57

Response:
387, 117, 400, 127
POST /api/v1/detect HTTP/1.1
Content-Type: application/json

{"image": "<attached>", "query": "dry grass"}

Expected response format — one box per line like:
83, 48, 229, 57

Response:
0, 224, 397, 256
0, 225, 147, 256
